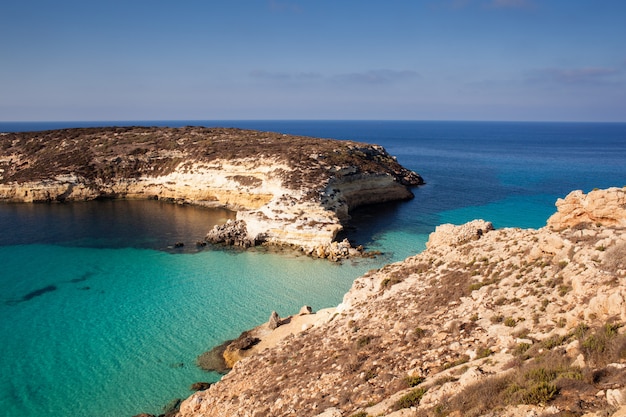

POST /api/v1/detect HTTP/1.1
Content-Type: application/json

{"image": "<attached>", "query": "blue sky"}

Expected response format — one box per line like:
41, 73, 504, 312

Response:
1, 0, 625, 122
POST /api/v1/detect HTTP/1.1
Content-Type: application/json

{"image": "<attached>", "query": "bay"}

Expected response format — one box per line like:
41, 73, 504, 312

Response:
1, 120, 625, 416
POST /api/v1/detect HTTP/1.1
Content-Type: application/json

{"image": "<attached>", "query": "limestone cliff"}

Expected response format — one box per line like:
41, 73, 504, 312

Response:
0, 126, 422, 252
175, 187, 626, 417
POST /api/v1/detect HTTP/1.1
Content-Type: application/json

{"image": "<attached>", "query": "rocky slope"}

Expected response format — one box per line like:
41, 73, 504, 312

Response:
0, 126, 422, 253
175, 187, 626, 417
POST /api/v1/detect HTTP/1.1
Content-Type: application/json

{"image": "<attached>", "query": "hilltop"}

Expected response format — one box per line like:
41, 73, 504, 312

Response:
174, 187, 626, 417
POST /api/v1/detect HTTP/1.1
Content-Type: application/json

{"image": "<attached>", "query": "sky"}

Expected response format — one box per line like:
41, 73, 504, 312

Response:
1, 0, 625, 122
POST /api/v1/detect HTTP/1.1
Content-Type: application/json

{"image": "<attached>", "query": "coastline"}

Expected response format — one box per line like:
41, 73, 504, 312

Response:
3, 121, 626, 417
0, 126, 423, 257
172, 187, 626, 417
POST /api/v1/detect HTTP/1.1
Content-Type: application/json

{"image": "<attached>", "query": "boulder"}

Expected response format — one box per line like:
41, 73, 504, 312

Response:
205, 220, 256, 248
268, 311, 281, 330
608, 388, 626, 407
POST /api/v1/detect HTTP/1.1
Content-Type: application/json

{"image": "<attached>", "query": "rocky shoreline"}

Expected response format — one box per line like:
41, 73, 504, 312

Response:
169, 187, 626, 417
0, 126, 423, 257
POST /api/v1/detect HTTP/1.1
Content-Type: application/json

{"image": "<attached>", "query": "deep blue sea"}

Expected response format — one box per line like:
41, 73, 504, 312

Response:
1, 120, 625, 416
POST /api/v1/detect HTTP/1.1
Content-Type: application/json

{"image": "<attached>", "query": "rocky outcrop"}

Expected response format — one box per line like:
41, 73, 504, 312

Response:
205, 220, 257, 248
426, 219, 494, 249
0, 127, 423, 253
175, 187, 626, 417
548, 187, 626, 229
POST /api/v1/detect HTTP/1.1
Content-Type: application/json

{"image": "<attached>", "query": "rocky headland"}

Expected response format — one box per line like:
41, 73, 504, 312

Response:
173, 187, 626, 417
0, 126, 423, 256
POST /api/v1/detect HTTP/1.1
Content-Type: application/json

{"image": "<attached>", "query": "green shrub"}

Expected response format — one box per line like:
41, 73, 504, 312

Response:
405, 375, 424, 387
541, 334, 568, 349
525, 367, 557, 383
577, 323, 626, 366
514, 342, 532, 356
520, 382, 559, 405
604, 322, 620, 337
476, 347, 493, 359
394, 387, 427, 410
440, 350, 579, 415
504, 317, 517, 327
572, 323, 589, 339
558, 285, 572, 297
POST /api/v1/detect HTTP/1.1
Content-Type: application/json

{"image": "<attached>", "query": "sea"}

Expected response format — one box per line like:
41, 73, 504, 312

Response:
1, 120, 625, 417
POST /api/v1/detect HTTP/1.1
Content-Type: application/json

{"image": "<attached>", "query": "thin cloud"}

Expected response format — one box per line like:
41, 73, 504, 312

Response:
331, 69, 420, 85
527, 67, 620, 84
249, 69, 419, 86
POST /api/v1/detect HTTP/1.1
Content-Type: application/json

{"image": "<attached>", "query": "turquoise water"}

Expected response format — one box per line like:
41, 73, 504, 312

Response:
0, 241, 378, 416
1, 121, 625, 416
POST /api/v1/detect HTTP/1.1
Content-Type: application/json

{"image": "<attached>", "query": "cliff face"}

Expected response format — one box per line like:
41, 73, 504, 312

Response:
176, 187, 626, 417
0, 126, 422, 251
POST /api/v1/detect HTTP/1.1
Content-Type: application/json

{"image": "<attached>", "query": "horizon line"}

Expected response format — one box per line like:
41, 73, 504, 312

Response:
1, 119, 625, 124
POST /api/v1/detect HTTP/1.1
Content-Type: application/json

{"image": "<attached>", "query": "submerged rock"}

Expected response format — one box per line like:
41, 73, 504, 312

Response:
189, 382, 212, 391
196, 341, 231, 374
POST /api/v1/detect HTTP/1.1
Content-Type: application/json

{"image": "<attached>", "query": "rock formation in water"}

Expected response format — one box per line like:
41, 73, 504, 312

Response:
175, 187, 626, 417
0, 126, 423, 253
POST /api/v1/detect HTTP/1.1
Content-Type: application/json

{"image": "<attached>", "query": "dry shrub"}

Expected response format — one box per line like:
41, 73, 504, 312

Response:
603, 242, 626, 274
438, 351, 583, 417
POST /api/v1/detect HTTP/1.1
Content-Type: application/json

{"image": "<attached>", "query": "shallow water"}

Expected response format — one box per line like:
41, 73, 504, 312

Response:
0, 237, 379, 416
